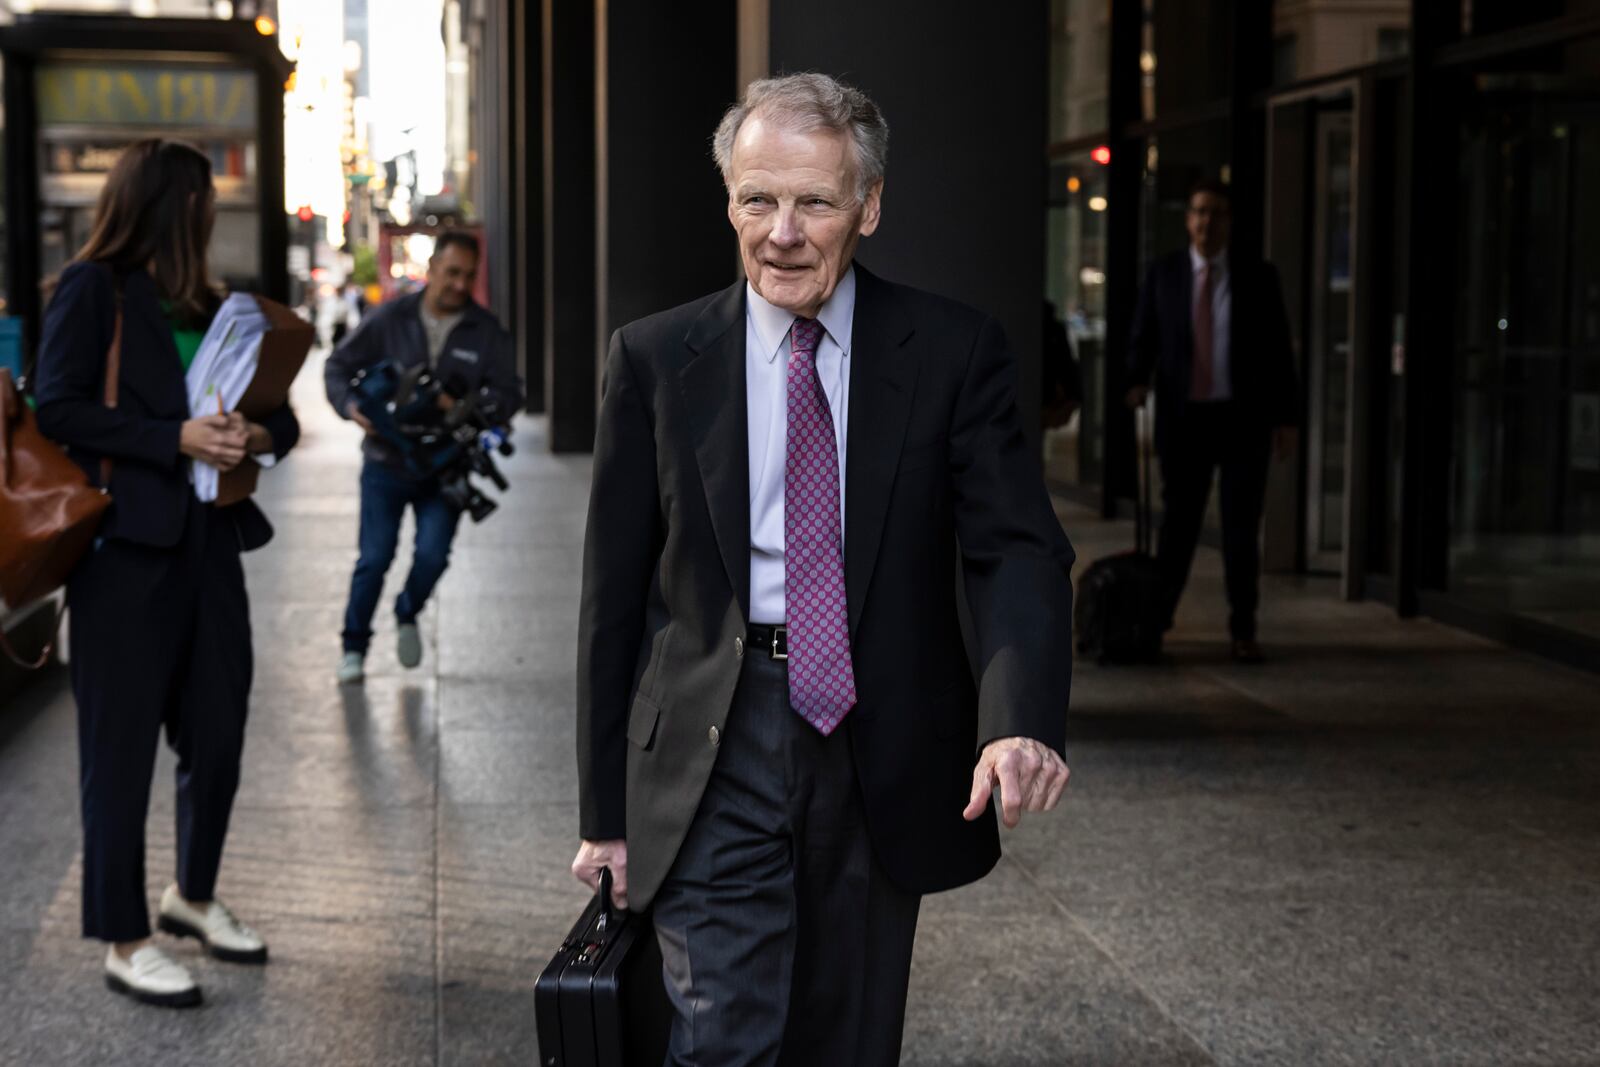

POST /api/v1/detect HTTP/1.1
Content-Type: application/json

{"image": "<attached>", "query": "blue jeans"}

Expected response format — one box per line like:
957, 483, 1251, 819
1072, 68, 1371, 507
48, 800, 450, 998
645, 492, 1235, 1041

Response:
341, 461, 462, 654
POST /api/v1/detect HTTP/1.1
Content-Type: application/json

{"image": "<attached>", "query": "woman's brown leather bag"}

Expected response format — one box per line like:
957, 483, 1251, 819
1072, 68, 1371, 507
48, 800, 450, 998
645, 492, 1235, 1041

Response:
0, 310, 121, 666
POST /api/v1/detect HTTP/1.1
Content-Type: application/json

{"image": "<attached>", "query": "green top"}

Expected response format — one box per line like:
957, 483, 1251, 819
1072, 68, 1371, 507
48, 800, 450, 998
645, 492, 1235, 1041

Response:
162, 301, 206, 372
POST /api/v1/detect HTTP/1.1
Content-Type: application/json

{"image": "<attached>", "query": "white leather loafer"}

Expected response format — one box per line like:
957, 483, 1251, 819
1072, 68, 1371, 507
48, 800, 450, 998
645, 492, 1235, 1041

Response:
157, 885, 268, 964
104, 945, 201, 1008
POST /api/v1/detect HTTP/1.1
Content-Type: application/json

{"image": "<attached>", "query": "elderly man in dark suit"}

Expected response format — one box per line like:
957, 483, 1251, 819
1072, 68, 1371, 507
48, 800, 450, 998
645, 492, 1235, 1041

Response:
1127, 178, 1300, 662
570, 73, 1076, 1064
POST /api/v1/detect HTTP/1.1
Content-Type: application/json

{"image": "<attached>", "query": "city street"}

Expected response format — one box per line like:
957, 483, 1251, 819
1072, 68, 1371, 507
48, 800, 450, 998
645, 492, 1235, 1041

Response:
2, 355, 1597, 1066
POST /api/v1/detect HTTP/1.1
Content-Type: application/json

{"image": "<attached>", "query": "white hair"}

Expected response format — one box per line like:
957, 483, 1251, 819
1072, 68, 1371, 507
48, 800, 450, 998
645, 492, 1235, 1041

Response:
712, 72, 889, 202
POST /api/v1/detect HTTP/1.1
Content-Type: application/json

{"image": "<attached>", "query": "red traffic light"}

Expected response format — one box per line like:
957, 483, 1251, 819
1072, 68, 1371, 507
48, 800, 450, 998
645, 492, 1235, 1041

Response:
1091, 145, 1112, 166
296, 205, 314, 222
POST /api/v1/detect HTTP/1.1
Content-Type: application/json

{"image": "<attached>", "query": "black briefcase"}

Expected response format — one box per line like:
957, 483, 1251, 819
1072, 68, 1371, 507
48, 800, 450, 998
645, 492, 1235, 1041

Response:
534, 869, 671, 1067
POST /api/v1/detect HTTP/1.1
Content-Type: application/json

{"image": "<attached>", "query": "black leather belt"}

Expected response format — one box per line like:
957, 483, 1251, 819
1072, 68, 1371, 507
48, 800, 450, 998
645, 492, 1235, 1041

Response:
747, 624, 789, 660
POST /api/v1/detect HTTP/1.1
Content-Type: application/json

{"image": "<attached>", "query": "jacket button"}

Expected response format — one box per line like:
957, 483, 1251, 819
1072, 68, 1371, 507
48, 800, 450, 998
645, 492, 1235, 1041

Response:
734, 636, 745, 658
708, 726, 720, 747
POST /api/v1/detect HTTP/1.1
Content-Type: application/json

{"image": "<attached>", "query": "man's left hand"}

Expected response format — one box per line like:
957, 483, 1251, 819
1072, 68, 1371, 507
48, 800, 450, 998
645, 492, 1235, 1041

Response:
962, 737, 1071, 828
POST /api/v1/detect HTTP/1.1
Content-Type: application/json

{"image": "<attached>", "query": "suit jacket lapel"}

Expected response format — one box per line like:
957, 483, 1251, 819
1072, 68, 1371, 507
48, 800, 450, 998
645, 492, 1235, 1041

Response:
679, 281, 752, 623
844, 265, 917, 635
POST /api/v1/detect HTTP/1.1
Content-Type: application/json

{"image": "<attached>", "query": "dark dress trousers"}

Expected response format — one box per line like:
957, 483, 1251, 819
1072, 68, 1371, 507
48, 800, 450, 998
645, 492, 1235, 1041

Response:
33, 262, 298, 941
578, 263, 1075, 1062
1128, 249, 1299, 640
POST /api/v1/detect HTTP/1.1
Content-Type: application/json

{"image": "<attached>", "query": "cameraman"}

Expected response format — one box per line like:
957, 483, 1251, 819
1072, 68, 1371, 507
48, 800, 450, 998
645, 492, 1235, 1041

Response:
325, 232, 523, 683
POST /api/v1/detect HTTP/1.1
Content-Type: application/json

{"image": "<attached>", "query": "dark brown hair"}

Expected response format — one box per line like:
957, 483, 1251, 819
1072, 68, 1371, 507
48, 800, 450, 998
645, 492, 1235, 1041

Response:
431, 230, 481, 262
1189, 176, 1233, 206
72, 139, 219, 326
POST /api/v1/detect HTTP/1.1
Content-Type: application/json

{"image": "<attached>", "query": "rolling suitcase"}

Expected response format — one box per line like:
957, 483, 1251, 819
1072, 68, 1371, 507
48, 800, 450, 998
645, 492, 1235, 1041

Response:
1075, 403, 1166, 664
535, 868, 671, 1067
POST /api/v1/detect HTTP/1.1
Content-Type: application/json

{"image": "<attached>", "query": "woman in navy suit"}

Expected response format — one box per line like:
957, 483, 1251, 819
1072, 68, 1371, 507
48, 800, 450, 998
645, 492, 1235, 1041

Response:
33, 140, 298, 1007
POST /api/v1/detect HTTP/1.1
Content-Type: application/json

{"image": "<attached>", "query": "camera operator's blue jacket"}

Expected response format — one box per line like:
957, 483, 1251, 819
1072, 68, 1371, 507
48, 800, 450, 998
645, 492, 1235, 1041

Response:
324, 290, 524, 474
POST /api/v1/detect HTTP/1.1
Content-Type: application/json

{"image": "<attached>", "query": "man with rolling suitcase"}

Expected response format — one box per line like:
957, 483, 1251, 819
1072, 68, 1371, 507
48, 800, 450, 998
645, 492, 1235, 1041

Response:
1125, 178, 1300, 662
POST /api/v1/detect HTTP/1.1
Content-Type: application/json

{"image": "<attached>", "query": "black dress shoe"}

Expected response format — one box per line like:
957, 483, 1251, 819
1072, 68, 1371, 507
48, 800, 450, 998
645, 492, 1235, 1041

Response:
1231, 639, 1263, 663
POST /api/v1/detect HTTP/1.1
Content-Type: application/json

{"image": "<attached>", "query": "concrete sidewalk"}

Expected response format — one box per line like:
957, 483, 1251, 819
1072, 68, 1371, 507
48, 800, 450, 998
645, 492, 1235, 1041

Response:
1, 356, 1596, 1066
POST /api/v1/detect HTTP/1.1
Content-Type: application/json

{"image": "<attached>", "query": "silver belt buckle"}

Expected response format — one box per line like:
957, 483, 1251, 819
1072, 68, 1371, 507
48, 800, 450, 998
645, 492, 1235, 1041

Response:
771, 626, 788, 661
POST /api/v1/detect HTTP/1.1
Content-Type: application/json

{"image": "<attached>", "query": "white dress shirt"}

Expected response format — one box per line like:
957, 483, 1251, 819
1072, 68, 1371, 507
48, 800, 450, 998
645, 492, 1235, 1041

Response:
1190, 245, 1232, 402
746, 266, 855, 625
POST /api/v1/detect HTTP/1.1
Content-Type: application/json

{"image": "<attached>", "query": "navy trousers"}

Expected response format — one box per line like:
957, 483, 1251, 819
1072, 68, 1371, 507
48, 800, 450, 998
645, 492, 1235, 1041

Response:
68, 500, 253, 943
341, 460, 462, 654
651, 651, 922, 1067
1156, 400, 1273, 640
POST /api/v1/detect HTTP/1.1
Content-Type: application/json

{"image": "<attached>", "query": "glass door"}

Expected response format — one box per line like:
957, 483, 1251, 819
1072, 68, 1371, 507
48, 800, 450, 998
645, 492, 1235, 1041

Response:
1265, 83, 1361, 584
1306, 105, 1356, 573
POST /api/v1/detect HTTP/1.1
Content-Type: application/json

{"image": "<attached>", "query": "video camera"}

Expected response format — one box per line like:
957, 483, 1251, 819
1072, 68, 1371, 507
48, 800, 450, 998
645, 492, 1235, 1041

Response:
348, 360, 514, 523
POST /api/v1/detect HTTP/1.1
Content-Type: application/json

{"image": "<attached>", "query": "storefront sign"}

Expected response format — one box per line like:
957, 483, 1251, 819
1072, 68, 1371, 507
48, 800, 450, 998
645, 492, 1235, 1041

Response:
37, 64, 257, 131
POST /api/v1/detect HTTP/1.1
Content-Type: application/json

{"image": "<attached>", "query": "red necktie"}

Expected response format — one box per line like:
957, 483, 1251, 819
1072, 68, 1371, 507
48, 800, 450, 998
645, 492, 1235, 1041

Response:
1192, 263, 1214, 400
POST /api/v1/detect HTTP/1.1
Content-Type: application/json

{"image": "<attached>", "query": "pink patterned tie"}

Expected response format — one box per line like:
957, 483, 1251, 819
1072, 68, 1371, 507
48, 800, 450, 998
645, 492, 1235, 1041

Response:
784, 317, 857, 735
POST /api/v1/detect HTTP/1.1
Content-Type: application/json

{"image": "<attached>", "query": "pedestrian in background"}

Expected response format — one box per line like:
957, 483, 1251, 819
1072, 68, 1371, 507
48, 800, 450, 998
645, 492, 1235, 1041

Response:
330, 281, 364, 349
1126, 178, 1299, 662
32, 139, 299, 1006
324, 232, 523, 684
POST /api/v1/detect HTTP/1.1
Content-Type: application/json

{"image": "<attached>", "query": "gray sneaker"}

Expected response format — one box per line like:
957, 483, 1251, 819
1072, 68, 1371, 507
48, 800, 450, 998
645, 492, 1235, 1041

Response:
397, 622, 422, 669
336, 651, 365, 684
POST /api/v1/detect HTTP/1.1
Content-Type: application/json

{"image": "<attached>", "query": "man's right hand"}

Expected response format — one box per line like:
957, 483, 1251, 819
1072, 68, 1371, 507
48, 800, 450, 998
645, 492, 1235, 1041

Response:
346, 401, 375, 433
179, 414, 249, 471
571, 839, 628, 910
1125, 384, 1150, 410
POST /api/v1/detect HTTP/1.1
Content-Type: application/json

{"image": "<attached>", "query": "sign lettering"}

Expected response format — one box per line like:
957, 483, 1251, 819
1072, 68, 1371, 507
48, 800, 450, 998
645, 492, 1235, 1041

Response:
38, 64, 257, 130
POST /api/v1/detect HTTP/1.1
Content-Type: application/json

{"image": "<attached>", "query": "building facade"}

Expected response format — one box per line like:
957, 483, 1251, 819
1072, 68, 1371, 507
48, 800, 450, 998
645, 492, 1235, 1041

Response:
479, 0, 1600, 669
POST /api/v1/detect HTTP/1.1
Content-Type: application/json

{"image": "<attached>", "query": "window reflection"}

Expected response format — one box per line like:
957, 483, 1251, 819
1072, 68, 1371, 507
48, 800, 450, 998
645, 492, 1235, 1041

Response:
1451, 39, 1600, 639
1271, 0, 1410, 85
1141, 0, 1235, 121
1044, 154, 1109, 487
1048, 0, 1110, 143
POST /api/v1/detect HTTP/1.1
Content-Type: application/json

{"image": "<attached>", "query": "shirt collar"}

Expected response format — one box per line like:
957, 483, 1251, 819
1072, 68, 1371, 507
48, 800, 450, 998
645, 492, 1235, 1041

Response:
1189, 245, 1228, 274
745, 265, 857, 364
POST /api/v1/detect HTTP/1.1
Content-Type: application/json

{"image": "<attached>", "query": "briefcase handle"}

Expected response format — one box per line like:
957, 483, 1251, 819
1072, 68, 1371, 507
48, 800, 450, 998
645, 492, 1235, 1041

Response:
596, 867, 624, 932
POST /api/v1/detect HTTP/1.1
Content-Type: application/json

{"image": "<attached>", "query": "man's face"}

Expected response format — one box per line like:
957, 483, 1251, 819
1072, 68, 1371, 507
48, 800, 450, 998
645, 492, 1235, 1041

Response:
426, 244, 478, 314
1186, 192, 1232, 258
727, 116, 881, 319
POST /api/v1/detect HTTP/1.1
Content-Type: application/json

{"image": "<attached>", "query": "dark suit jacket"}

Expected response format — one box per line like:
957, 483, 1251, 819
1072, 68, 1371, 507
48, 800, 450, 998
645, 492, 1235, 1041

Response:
578, 263, 1075, 910
1128, 249, 1299, 453
33, 262, 299, 551
323, 290, 524, 471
